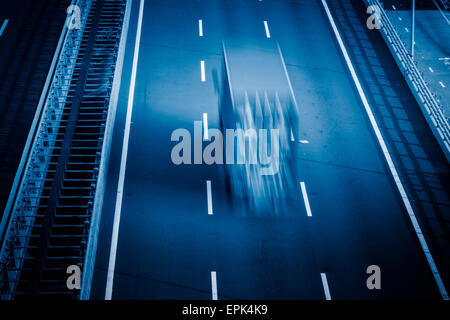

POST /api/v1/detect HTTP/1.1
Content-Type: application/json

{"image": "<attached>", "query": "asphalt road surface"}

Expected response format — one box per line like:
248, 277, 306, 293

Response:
90, 0, 449, 300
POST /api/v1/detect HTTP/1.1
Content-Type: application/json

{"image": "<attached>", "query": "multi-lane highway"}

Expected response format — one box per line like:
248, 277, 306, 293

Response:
89, 0, 449, 300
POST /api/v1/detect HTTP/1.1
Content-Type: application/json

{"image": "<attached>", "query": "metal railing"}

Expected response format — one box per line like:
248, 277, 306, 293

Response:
365, 0, 450, 162
438, 0, 450, 10
0, 0, 127, 299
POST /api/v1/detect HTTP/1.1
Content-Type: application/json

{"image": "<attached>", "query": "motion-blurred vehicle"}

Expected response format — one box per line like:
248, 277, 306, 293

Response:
220, 42, 300, 215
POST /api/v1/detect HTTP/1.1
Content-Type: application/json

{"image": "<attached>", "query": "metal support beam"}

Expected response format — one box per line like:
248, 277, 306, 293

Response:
30, 0, 105, 299
411, 0, 415, 59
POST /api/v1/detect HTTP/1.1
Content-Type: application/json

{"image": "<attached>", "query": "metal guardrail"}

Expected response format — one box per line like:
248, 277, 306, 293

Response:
439, 0, 450, 10
0, 0, 127, 299
80, 0, 132, 300
364, 0, 450, 162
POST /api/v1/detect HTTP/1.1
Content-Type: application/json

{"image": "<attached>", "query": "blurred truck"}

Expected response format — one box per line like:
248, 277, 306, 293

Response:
220, 42, 300, 215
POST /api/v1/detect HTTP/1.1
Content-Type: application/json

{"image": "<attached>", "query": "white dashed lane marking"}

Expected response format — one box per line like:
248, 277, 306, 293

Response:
264, 20, 271, 38
203, 112, 209, 140
211, 271, 218, 300
201, 60, 206, 82
320, 273, 332, 300
0, 19, 9, 37
300, 182, 312, 217
206, 180, 213, 215
198, 19, 203, 37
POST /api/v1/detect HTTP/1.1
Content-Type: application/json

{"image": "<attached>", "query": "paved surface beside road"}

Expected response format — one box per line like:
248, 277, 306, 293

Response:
386, 8, 450, 118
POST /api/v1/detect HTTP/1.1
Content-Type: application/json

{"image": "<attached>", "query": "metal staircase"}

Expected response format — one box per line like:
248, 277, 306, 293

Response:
0, 0, 127, 300
0, 0, 71, 220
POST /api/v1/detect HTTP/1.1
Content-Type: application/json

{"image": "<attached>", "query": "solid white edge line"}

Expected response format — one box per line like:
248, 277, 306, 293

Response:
320, 0, 448, 300
0, 19, 9, 37
80, 0, 133, 300
105, 0, 145, 301
201, 60, 206, 82
277, 43, 299, 110
199, 19, 203, 37
203, 112, 209, 140
207, 180, 213, 215
211, 271, 218, 300
320, 273, 332, 300
300, 182, 312, 217
263, 20, 271, 38
222, 43, 235, 107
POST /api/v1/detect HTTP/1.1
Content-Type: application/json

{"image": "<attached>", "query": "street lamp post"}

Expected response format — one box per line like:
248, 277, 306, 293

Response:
411, 0, 415, 59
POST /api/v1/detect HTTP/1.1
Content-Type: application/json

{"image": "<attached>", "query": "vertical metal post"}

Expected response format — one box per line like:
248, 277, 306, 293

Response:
411, 0, 415, 59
